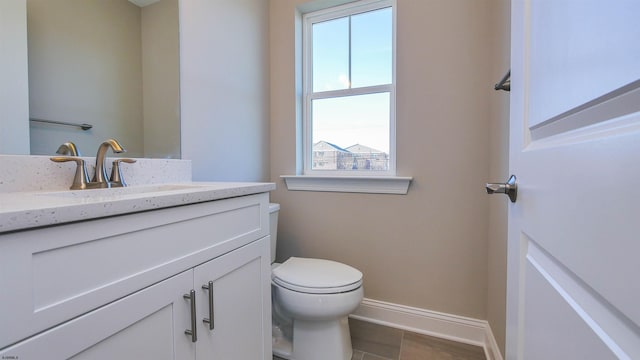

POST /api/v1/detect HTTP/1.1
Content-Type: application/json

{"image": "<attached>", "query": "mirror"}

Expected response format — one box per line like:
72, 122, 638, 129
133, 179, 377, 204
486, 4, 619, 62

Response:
26, 0, 180, 158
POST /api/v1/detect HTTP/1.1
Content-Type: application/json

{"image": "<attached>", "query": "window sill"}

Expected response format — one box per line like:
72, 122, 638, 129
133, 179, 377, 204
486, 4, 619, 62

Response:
281, 175, 412, 194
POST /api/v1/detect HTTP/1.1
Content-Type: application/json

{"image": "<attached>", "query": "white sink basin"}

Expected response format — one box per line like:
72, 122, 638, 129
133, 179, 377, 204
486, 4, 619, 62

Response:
38, 183, 210, 199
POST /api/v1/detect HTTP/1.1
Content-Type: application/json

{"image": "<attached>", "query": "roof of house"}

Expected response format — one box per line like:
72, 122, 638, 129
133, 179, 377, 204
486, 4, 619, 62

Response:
345, 144, 385, 153
312, 141, 350, 152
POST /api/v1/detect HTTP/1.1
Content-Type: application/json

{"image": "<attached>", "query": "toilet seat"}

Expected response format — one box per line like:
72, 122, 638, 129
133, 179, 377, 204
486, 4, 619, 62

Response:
272, 257, 363, 294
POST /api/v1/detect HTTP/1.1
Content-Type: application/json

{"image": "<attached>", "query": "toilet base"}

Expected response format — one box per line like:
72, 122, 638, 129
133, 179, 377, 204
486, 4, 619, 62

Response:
275, 316, 353, 360
272, 323, 293, 358
273, 338, 293, 358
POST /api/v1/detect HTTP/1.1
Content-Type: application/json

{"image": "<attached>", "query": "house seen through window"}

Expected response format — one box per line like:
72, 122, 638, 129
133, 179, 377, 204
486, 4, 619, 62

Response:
303, 0, 395, 175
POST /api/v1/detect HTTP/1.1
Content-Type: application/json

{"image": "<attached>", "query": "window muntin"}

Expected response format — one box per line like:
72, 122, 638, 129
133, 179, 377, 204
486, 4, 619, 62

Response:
304, 0, 395, 175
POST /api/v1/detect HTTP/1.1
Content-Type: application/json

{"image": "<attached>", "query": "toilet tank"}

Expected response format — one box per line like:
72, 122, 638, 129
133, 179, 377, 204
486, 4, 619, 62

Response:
269, 203, 280, 263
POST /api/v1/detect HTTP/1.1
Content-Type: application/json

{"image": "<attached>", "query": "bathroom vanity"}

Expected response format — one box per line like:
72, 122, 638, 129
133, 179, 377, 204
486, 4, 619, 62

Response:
0, 179, 275, 359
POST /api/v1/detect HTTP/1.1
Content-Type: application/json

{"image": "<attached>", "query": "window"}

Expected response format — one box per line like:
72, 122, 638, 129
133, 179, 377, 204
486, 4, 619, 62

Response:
303, 0, 395, 176
283, 0, 409, 194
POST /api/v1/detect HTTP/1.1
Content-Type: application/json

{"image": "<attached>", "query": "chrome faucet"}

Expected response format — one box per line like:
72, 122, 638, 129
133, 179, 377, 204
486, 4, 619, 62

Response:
51, 138, 136, 190
56, 141, 81, 156
92, 138, 125, 187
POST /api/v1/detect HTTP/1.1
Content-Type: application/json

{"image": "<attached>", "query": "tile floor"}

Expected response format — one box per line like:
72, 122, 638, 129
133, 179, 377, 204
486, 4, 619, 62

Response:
274, 318, 486, 360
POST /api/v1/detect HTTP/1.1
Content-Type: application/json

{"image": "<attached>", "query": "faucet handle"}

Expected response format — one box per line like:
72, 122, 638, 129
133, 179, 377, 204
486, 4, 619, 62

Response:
50, 156, 90, 190
109, 158, 137, 187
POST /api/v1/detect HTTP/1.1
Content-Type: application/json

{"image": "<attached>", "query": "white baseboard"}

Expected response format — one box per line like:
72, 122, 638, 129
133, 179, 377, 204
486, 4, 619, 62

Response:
483, 324, 503, 360
350, 298, 503, 360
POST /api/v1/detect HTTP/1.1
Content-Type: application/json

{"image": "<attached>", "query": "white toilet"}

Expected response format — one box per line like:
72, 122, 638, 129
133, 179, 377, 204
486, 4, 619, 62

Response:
269, 203, 364, 360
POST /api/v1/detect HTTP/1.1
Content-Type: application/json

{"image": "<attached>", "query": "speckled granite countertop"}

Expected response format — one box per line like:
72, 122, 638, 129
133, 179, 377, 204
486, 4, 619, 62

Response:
0, 182, 275, 233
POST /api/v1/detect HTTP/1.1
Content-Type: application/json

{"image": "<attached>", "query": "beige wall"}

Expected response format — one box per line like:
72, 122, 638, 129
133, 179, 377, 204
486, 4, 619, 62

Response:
487, 0, 510, 355
142, 0, 180, 159
27, 0, 144, 157
270, 0, 498, 319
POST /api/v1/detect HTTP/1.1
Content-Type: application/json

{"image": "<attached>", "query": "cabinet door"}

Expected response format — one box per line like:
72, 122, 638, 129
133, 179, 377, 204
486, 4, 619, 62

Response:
0, 271, 195, 360
194, 237, 272, 359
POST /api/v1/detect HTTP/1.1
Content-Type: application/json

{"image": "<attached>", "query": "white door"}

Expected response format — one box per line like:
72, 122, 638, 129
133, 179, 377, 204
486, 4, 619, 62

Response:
505, 1, 640, 359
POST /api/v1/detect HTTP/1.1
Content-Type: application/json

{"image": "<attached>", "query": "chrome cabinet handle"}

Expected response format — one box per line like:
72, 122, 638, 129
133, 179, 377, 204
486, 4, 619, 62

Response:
202, 281, 214, 330
486, 175, 518, 203
184, 290, 197, 342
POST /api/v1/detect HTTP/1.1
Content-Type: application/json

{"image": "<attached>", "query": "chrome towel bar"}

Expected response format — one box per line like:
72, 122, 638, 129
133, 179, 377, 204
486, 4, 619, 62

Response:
30, 118, 93, 130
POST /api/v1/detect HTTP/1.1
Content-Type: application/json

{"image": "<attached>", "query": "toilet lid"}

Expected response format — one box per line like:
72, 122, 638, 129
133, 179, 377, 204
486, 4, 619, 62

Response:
272, 257, 363, 294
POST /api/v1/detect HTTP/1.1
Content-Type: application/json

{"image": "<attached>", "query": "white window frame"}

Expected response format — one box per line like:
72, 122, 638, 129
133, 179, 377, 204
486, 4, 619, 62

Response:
302, 0, 396, 177
283, 0, 411, 194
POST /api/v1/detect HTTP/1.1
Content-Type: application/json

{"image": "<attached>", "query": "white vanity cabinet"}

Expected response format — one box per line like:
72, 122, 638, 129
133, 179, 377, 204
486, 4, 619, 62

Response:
0, 192, 272, 359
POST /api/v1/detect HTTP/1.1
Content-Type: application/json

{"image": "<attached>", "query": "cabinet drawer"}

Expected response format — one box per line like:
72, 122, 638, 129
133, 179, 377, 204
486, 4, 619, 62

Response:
0, 193, 268, 349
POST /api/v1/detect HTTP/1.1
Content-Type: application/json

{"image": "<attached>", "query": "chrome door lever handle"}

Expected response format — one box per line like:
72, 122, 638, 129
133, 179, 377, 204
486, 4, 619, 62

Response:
486, 175, 517, 203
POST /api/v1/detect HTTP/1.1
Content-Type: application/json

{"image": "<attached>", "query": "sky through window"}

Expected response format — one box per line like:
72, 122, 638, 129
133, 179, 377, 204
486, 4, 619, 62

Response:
310, 7, 392, 154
